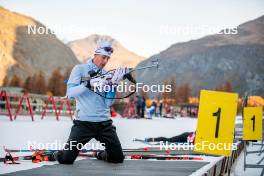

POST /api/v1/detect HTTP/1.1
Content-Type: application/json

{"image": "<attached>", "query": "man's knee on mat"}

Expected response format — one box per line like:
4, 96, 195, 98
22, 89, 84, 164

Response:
56, 151, 76, 165
108, 152, 124, 163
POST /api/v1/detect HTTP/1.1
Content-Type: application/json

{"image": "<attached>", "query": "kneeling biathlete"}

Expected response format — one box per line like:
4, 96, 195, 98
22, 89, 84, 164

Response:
54, 41, 128, 164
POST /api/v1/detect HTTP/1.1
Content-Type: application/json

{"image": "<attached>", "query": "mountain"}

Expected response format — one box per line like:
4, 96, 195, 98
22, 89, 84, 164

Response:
0, 7, 79, 85
136, 15, 264, 97
67, 34, 145, 70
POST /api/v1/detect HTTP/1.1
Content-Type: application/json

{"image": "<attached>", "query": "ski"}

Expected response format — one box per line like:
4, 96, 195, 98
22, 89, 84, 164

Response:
129, 155, 203, 160
3, 148, 160, 153
132, 138, 186, 146
3, 148, 103, 153
1, 153, 203, 163
4, 147, 197, 155
2, 144, 204, 163
78, 153, 203, 161
3, 146, 167, 153
0, 155, 32, 162
133, 138, 161, 145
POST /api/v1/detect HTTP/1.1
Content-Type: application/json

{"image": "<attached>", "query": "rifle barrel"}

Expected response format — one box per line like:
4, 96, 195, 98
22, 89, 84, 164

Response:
80, 61, 158, 82
129, 63, 158, 73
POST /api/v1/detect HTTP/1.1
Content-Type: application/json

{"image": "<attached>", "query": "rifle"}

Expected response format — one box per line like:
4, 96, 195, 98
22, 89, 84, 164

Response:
80, 58, 159, 82
80, 58, 159, 99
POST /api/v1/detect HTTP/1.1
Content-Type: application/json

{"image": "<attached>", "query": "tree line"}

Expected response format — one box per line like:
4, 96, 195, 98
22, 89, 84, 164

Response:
2, 67, 71, 96
3, 71, 233, 99
161, 77, 233, 105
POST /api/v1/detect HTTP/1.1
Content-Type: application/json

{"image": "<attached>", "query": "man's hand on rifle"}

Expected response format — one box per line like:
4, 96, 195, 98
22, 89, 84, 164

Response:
83, 67, 130, 90
111, 67, 129, 85
84, 77, 109, 89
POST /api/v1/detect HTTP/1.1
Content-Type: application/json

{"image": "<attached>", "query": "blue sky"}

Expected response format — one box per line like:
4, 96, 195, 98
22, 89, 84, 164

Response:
1, 0, 264, 57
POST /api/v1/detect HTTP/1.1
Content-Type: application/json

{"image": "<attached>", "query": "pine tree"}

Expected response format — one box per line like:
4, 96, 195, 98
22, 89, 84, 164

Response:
35, 71, 47, 94
31, 73, 38, 93
182, 83, 191, 103
62, 68, 72, 96
162, 79, 170, 103
9, 74, 22, 87
23, 76, 34, 92
2, 76, 9, 86
48, 68, 65, 96
169, 76, 177, 104
177, 83, 191, 103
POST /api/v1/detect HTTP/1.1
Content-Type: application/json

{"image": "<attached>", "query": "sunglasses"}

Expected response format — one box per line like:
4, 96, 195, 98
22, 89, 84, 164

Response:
103, 47, 114, 53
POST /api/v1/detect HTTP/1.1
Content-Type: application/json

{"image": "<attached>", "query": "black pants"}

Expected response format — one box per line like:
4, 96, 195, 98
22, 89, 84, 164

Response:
57, 119, 124, 164
141, 107, 145, 118
136, 106, 141, 117
146, 132, 193, 143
